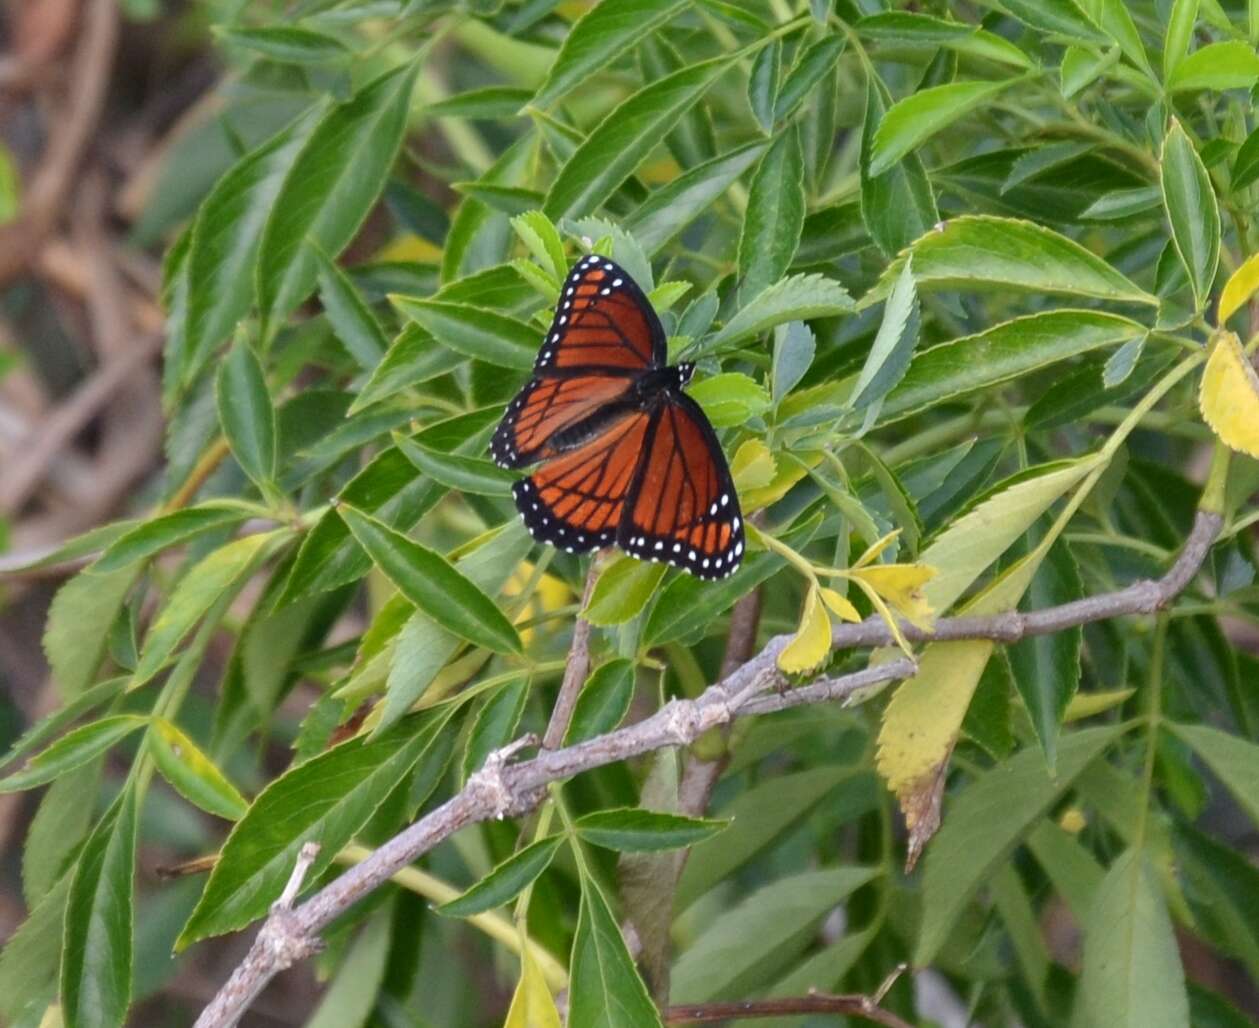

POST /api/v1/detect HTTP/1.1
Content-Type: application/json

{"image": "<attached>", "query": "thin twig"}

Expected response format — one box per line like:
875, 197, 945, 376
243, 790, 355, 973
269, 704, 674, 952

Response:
664, 992, 915, 1028
193, 509, 1222, 1027
541, 559, 602, 750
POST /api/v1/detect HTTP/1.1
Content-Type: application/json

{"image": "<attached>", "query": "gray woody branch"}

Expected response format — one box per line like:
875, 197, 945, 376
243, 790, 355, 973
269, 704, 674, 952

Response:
195, 509, 1223, 1028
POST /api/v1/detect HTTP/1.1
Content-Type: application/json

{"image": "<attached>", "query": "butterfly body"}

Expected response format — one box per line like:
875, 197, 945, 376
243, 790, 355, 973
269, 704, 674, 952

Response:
492, 256, 743, 580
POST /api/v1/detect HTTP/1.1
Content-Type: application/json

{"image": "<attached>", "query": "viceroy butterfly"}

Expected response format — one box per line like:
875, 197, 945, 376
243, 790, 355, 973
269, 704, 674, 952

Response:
491, 254, 744, 580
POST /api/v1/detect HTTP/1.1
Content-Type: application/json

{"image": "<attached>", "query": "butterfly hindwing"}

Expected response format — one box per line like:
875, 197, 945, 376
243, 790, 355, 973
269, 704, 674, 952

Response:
619, 394, 744, 580
512, 411, 652, 552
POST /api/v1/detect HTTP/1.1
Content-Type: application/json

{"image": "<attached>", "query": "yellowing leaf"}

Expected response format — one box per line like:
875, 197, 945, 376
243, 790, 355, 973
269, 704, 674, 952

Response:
1217, 251, 1259, 325
819, 586, 861, 623
1064, 688, 1135, 722
849, 564, 936, 630
503, 946, 563, 1028
730, 438, 776, 491
777, 586, 832, 674
742, 450, 820, 510
1199, 331, 1259, 458
852, 529, 902, 569
876, 639, 995, 796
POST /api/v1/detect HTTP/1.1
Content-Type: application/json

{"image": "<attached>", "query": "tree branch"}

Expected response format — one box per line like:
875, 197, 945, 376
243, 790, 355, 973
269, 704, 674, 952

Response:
541, 560, 601, 750
193, 508, 1222, 1028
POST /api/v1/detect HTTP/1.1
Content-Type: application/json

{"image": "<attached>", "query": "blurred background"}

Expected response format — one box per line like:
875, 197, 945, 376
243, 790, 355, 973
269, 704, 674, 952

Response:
0, 2, 363, 1021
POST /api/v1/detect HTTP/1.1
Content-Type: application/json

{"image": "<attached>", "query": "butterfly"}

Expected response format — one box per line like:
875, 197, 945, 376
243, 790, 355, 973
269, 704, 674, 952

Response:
491, 254, 744, 580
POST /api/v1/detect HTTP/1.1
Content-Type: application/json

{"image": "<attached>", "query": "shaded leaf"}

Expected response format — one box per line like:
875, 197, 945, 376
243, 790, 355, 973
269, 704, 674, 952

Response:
574, 808, 727, 852
438, 836, 565, 917
566, 659, 636, 745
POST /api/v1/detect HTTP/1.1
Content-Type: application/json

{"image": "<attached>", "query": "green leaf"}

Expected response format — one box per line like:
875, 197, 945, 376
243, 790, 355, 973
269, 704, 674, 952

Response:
376, 524, 533, 733
1061, 44, 1119, 96
861, 74, 938, 257
257, 61, 418, 331
0, 872, 69, 1022
1081, 0, 1152, 76
461, 675, 530, 781
544, 55, 733, 222
62, 785, 138, 1028
677, 767, 877, 909
437, 836, 565, 917
391, 296, 537, 370
304, 911, 392, 1028
702, 273, 852, 354
315, 248, 389, 370
688, 372, 771, 427
44, 566, 141, 698
847, 257, 919, 426
349, 324, 464, 415
132, 531, 283, 690
919, 458, 1097, 614
773, 36, 845, 121
0, 677, 125, 772
1076, 849, 1190, 1028
625, 141, 767, 256
511, 209, 569, 284
183, 107, 318, 388
583, 559, 667, 627
672, 867, 877, 1003
866, 216, 1157, 306
216, 340, 278, 490
639, 35, 718, 170
219, 25, 350, 64
178, 709, 451, 945
771, 322, 815, 407
454, 182, 544, 217
531, 0, 689, 109
1161, 121, 1220, 311
575, 808, 728, 852
857, 12, 1033, 68
392, 432, 515, 496
1170, 723, 1259, 827
1163, 0, 1200, 80
1008, 541, 1083, 767
148, 718, 249, 820
875, 310, 1146, 426
738, 126, 804, 300
568, 873, 662, 1028
916, 725, 1121, 963
565, 659, 636, 744
426, 85, 533, 119
747, 39, 780, 133
869, 79, 1015, 177
0, 715, 147, 794
93, 506, 251, 573
998, 0, 1109, 43
1168, 40, 1259, 92
340, 505, 522, 655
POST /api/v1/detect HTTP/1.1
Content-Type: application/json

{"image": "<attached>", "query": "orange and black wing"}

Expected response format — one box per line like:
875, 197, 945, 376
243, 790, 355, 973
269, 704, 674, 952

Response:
512, 410, 651, 552
618, 395, 744, 579
534, 254, 665, 374
491, 372, 635, 469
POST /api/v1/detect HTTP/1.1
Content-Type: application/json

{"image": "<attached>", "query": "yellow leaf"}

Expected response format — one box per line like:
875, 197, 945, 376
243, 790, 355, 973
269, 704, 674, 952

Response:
777, 586, 832, 674
1218, 251, 1259, 324
819, 586, 861, 622
503, 946, 563, 1028
852, 529, 902, 568
730, 438, 776, 491
876, 639, 995, 797
1199, 331, 1259, 458
742, 450, 820, 511
1063, 687, 1135, 722
849, 563, 937, 629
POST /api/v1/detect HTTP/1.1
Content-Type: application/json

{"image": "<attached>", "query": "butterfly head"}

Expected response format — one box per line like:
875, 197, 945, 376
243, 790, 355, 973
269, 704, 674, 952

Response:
674, 361, 696, 388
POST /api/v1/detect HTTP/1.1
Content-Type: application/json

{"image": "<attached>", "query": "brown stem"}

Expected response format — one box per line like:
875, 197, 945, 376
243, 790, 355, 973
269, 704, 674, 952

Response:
664, 993, 915, 1028
541, 559, 601, 750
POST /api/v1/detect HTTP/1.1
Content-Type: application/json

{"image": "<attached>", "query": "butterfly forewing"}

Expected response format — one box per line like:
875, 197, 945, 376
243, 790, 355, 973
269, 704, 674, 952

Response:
491, 373, 635, 469
538, 255, 666, 373
620, 395, 744, 579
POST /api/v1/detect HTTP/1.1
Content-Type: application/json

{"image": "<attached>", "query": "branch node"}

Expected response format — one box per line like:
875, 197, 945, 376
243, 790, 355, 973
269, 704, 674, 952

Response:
273, 841, 320, 913
468, 737, 537, 819
662, 698, 705, 745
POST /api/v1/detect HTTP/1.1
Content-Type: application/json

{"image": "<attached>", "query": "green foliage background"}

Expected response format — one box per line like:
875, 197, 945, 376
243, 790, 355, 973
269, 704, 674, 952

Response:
4, 0, 1259, 1025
